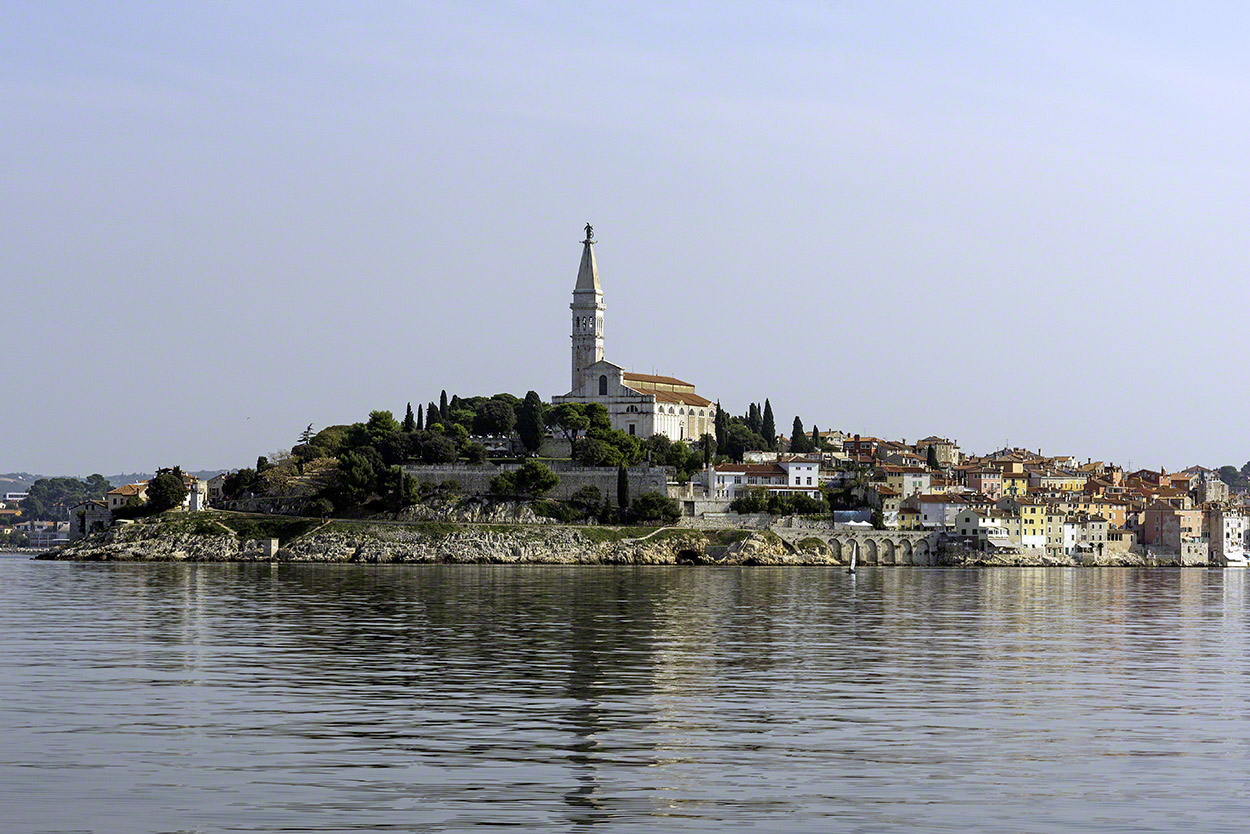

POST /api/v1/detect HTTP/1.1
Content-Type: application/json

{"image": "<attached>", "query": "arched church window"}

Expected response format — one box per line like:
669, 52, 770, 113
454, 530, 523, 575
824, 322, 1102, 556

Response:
598, 375, 608, 395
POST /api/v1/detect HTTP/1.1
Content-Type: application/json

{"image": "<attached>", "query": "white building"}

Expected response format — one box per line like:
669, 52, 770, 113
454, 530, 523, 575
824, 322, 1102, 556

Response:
1210, 506, 1247, 566
707, 460, 822, 501
1062, 514, 1109, 556
552, 224, 717, 441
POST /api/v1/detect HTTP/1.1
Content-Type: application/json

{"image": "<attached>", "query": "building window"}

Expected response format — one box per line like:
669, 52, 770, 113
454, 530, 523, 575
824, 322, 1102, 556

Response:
628, 424, 636, 436
599, 375, 608, 395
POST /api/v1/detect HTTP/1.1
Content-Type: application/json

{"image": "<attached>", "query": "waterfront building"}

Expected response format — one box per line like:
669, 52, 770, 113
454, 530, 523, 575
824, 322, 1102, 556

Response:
107, 482, 148, 512
1208, 506, 1247, 565
1062, 514, 1109, 556
707, 459, 822, 501
552, 224, 717, 441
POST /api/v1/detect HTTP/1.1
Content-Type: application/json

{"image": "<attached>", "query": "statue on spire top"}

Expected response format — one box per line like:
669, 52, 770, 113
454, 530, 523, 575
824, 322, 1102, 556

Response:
583, 222, 594, 242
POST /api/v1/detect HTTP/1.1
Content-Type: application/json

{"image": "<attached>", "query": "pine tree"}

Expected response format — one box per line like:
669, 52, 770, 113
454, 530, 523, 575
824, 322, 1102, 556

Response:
402, 403, 417, 433
416, 404, 424, 431
439, 390, 449, 419
761, 399, 776, 449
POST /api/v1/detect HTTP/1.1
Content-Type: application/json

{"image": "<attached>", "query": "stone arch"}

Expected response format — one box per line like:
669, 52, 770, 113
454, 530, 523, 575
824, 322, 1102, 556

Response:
861, 538, 878, 565
898, 539, 914, 566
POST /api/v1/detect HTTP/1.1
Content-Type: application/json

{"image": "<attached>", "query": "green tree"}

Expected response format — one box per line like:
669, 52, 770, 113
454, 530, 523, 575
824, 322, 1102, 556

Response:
790, 416, 810, 453
1218, 466, 1240, 487
811, 424, 820, 449
402, 404, 417, 433
724, 422, 767, 463
398, 475, 420, 506
439, 390, 449, 420
146, 467, 188, 513
730, 487, 769, 514
415, 433, 458, 463
299, 423, 315, 444
515, 461, 560, 498
714, 402, 728, 452
517, 391, 547, 455
426, 401, 441, 429
585, 403, 612, 432
926, 445, 940, 470
761, 399, 776, 449
548, 402, 590, 446
871, 508, 886, 530
700, 433, 716, 466
570, 485, 602, 510
577, 437, 622, 467
617, 464, 630, 515
630, 491, 679, 524
462, 442, 488, 464
490, 472, 518, 497
336, 450, 378, 507
223, 468, 257, 499
747, 403, 762, 435
473, 399, 516, 436
256, 455, 272, 474
416, 404, 424, 431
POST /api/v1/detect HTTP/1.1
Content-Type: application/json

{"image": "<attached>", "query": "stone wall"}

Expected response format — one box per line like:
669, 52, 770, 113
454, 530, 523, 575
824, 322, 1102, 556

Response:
400, 462, 667, 503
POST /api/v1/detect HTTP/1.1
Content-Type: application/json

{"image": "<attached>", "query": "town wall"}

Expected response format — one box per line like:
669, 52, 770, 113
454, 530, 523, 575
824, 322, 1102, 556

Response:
400, 462, 667, 503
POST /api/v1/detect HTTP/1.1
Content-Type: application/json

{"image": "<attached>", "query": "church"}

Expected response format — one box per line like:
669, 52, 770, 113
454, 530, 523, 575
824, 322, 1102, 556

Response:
552, 224, 718, 442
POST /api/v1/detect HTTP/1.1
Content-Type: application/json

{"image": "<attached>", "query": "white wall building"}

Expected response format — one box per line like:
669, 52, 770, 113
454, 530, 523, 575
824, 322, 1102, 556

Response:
1210, 507, 1247, 566
707, 460, 823, 501
551, 224, 717, 442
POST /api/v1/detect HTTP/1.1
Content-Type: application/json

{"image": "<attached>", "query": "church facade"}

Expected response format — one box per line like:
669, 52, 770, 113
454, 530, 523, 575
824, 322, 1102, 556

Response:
552, 224, 717, 442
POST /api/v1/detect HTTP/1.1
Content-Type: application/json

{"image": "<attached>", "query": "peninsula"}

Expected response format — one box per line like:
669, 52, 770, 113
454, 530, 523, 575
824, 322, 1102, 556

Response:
18, 226, 1250, 567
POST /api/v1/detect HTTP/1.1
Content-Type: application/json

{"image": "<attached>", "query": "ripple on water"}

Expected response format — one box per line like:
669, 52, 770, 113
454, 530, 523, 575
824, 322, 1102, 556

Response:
1, 557, 1249, 832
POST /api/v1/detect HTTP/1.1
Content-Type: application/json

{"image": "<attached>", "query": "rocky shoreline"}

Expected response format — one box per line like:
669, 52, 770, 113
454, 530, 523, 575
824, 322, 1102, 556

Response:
38, 515, 1202, 568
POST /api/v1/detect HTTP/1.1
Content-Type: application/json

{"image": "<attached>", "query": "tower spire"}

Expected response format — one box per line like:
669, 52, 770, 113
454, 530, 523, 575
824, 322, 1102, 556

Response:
570, 222, 605, 392
575, 222, 600, 292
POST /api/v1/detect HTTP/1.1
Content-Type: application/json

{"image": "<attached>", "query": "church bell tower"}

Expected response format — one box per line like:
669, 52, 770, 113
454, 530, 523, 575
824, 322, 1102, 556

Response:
570, 222, 604, 392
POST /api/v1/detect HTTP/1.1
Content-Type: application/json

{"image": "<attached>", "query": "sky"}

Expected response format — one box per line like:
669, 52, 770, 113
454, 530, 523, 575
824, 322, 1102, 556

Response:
4, 1, 1250, 475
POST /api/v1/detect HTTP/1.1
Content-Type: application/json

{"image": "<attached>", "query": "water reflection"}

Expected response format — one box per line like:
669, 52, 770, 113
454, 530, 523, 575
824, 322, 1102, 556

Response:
2, 557, 1250, 832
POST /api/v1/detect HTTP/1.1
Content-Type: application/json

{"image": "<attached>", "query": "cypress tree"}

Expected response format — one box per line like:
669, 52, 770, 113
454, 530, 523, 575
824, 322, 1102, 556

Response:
714, 402, 728, 452
811, 424, 819, 448
791, 416, 807, 452
402, 403, 417, 433
416, 404, 424, 431
747, 403, 762, 435
440, 390, 449, 419
617, 465, 630, 520
517, 391, 546, 455
427, 401, 441, 428
761, 399, 776, 449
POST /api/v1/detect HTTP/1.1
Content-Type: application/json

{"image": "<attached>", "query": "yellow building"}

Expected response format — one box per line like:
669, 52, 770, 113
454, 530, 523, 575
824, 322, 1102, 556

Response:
898, 507, 923, 531
1002, 472, 1030, 497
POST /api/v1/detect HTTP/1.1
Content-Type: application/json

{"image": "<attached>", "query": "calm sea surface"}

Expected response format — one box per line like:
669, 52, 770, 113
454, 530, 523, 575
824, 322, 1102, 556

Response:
2, 554, 1250, 833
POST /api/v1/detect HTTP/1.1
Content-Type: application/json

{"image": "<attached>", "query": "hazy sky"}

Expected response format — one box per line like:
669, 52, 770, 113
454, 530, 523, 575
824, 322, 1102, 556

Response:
5, 1, 1250, 474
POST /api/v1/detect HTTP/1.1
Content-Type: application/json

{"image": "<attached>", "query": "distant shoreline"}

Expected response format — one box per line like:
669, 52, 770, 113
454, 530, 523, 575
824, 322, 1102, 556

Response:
35, 514, 1206, 568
